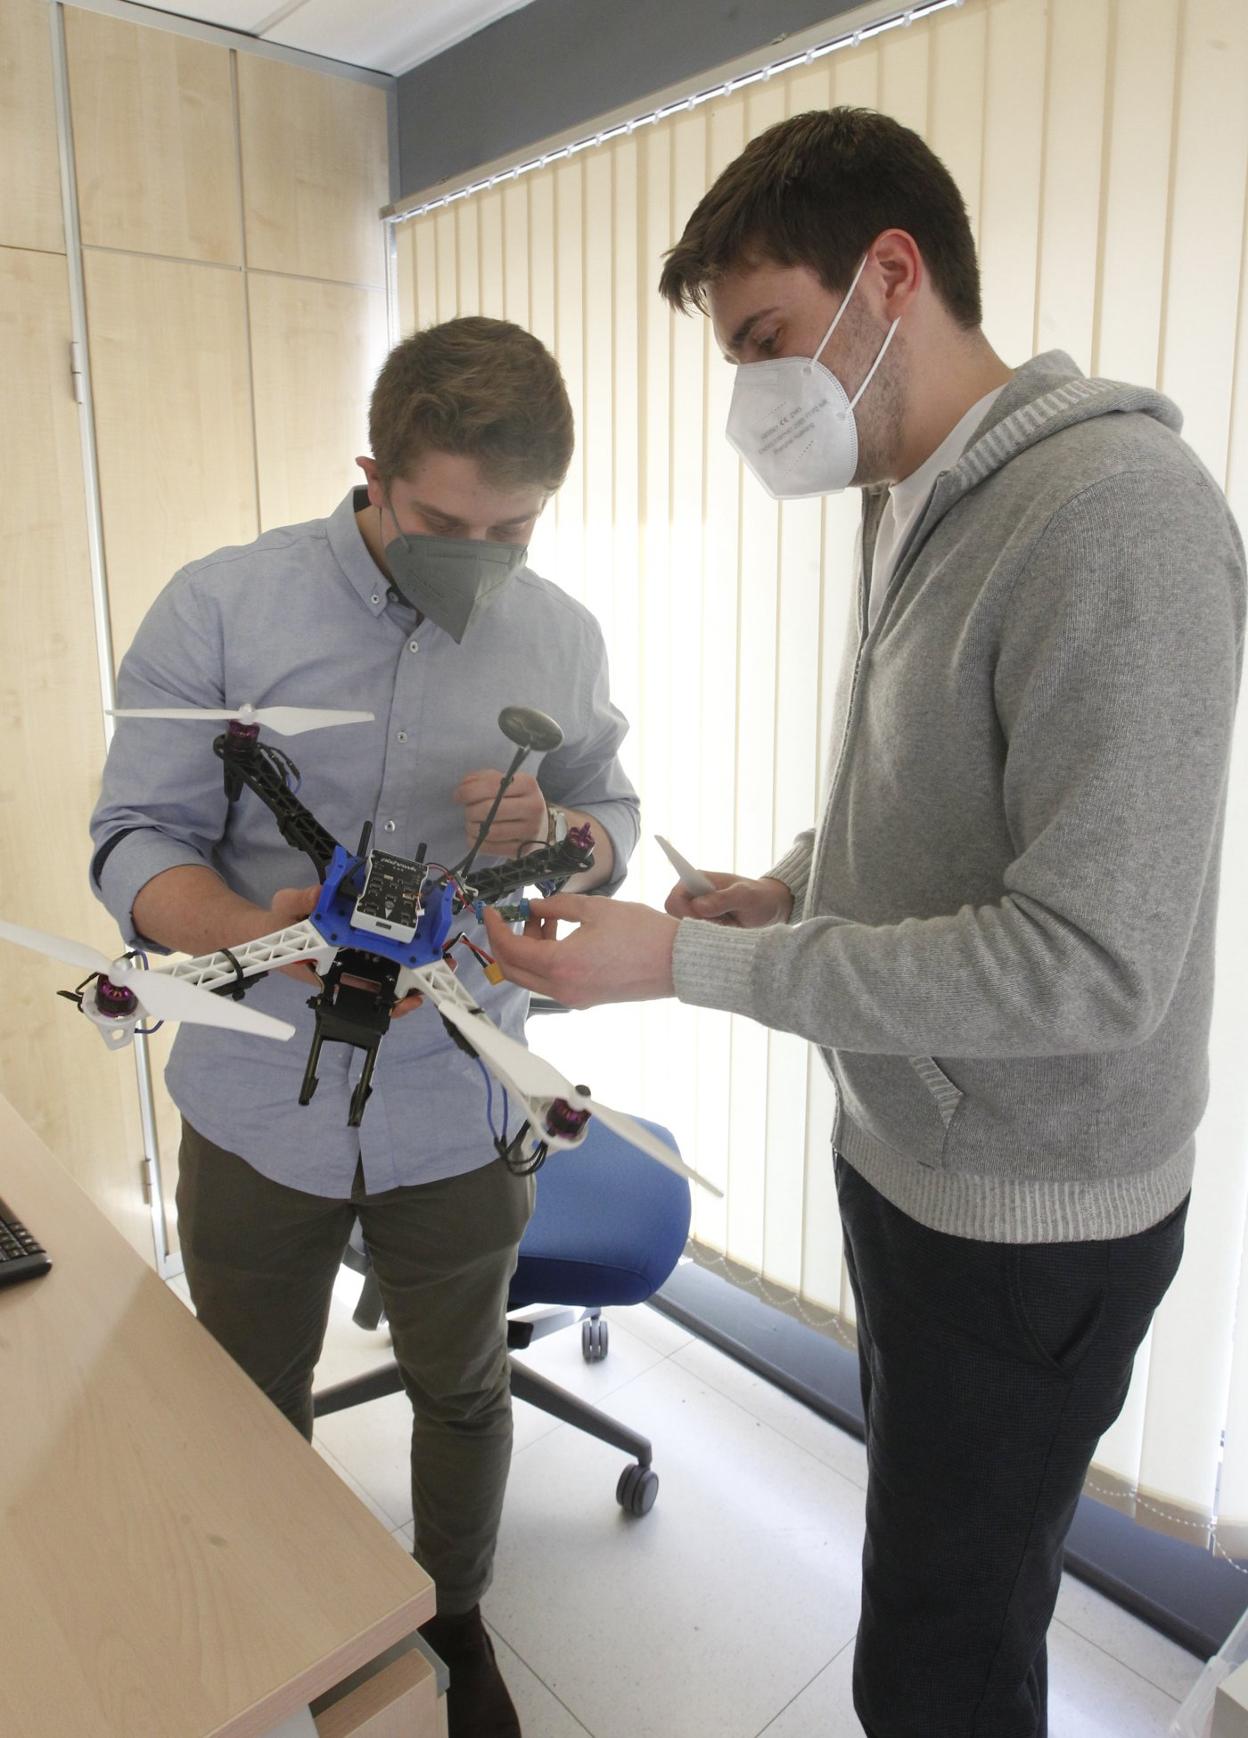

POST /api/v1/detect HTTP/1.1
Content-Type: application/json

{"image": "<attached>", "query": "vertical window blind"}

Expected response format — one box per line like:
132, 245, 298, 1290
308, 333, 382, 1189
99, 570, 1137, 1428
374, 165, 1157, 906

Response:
393, 0, 1248, 1561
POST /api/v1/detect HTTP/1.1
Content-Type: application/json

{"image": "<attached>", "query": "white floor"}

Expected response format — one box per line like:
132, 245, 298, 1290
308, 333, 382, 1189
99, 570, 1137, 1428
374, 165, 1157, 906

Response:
173, 1268, 1207, 1737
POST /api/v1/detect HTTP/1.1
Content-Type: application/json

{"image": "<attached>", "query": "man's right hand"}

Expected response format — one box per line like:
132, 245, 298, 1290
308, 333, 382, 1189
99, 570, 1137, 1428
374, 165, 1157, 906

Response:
663, 872, 794, 928
268, 884, 324, 987
267, 883, 423, 1016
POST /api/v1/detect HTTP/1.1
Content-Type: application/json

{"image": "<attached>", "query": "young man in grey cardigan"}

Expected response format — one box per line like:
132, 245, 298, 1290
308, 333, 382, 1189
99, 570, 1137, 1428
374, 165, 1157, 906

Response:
486, 108, 1247, 1736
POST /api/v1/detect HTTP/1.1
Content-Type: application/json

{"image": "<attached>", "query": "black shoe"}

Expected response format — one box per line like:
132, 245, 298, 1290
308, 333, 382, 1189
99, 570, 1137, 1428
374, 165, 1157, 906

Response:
420, 1604, 521, 1738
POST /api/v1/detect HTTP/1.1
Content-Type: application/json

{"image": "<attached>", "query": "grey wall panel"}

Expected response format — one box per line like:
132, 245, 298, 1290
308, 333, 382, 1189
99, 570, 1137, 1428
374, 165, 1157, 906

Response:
397, 0, 862, 199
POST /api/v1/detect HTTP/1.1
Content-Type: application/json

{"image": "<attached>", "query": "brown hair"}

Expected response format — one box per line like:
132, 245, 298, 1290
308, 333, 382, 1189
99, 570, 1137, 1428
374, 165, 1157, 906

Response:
369, 315, 574, 491
659, 107, 982, 328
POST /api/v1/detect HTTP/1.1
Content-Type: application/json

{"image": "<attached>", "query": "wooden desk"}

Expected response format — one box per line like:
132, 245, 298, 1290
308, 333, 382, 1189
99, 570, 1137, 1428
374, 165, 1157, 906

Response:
0, 1094, 439, 1737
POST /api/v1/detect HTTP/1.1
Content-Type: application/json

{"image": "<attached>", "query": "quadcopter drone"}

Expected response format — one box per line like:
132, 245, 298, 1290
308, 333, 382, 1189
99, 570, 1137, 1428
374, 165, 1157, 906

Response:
0, 701, 718, 1197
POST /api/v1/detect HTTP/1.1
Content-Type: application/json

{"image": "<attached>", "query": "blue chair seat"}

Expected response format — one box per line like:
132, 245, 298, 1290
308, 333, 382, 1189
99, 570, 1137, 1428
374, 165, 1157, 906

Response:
316, 1110, 691, 1515
509, 1115, 692, 1310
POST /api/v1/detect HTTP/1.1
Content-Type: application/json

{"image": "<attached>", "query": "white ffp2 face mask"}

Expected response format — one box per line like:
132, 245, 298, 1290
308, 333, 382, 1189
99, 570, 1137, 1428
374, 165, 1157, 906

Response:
725, 254, 900, 500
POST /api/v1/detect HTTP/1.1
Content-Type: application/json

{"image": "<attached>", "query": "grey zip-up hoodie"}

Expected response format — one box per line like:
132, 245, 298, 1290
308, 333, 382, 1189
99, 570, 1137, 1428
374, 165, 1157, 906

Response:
673, 351, 1246, 1243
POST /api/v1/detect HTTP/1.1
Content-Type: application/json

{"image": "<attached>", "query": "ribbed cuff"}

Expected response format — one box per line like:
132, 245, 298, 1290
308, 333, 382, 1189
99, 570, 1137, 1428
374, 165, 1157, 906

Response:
672, 919, 763, 1016
764, 840, 813, 920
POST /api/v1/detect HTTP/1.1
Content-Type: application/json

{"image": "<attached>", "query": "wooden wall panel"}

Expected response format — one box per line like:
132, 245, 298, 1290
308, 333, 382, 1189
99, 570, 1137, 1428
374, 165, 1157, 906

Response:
65, 8, 241, 265
0, 0, 65, 254
0, 248, 149, 1257
237, 54, 388, 286
84, 250, 258, 666
248, 271, 388, 531
2, 7, 392, 1264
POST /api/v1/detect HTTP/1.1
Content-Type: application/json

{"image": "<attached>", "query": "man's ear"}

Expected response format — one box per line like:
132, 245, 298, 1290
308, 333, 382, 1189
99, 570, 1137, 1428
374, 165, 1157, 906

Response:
355, 454, 383, 509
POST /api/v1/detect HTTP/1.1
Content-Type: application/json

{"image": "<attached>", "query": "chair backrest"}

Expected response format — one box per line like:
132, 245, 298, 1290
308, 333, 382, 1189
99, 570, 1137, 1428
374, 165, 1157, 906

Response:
509, 1115, 691, 1310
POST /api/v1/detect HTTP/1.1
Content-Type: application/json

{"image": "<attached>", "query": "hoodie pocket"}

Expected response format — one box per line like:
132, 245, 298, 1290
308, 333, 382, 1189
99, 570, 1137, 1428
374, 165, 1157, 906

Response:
908, 1056, 965, 1131
834, 1052, 965, 1169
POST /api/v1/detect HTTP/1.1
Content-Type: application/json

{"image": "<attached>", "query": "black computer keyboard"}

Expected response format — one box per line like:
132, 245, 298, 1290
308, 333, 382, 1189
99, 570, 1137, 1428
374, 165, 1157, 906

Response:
0, 1193, 51, 1287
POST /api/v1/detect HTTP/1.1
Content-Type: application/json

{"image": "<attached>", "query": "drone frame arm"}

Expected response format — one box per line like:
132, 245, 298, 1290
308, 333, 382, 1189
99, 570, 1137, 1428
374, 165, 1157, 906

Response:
459, 835, 594, 907
213, 731, 343, 879
404, 960, 528, 1088
154, 920, 336, 995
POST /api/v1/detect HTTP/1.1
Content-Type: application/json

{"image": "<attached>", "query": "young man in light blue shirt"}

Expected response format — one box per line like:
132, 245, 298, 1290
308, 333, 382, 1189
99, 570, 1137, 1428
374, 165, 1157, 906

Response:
91, 316, 639, 1738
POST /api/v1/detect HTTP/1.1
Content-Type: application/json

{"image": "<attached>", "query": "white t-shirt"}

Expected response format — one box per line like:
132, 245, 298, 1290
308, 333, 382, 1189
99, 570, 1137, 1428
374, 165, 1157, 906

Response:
868, 386, 1007, 630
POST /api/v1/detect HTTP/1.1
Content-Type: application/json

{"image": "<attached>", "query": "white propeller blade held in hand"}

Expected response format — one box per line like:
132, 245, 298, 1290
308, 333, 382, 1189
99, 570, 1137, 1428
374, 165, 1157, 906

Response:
108, 703, 374, 736
0, 919, 113, 976
436, 999, 722, 1196
111, 963, 297, 1041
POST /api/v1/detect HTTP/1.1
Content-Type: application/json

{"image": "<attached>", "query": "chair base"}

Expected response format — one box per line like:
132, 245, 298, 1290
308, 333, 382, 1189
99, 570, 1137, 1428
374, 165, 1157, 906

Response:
311, 1355, 655, 1491
313, 1355, 652, 1469
508, 1360, 651, 1469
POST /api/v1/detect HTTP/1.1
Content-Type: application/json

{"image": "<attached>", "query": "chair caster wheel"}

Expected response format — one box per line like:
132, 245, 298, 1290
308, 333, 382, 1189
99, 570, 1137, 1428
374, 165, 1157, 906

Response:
617, 1462, 658, 1516
582, 1317, 609, 1362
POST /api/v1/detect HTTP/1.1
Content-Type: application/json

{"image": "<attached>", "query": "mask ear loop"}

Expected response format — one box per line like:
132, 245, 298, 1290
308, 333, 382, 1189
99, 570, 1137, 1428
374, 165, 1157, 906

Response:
808, 250, 873, 370
380, 490, 404, 549
848, 315, 900, 411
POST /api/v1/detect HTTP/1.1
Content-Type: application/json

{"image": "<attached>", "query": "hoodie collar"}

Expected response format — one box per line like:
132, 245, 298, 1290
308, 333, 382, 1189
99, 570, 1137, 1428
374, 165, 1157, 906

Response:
944, 350, 1182, 500
864, 351, 1184, 557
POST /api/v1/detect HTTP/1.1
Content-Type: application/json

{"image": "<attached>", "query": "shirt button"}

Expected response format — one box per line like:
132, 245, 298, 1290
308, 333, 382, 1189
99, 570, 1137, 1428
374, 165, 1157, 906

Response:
409, 640, 419, 653
382, 820, 396, 833
396, 731, 407, 742
370, 593, 381, 605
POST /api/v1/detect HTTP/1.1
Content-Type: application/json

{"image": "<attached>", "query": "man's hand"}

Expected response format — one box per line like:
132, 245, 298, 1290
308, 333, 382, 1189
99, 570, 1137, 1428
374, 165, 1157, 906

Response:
454, 769, 548, 855
268, 885, 324, 988
482, 896, 677, 1008
664, 872, 794, 927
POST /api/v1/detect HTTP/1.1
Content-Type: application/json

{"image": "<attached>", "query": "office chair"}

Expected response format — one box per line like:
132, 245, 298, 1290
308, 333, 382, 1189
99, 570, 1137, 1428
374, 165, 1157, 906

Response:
313, 1112, 692, 1517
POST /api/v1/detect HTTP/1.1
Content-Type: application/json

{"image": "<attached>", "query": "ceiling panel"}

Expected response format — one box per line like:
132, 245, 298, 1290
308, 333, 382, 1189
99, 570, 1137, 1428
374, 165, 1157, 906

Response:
132, 0, 540, 75
137, 0, 277, 31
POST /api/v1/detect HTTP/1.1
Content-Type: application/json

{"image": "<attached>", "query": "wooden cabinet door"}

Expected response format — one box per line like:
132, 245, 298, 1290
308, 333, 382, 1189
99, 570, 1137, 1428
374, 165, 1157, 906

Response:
0, 248, 152, 1258
65, 7, 242, 266
0, 0, 64, 253
238, 53, 389, 286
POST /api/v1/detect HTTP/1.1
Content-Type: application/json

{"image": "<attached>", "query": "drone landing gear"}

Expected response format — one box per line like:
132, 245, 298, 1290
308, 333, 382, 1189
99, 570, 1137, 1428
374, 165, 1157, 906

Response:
300, 950, 401, 1126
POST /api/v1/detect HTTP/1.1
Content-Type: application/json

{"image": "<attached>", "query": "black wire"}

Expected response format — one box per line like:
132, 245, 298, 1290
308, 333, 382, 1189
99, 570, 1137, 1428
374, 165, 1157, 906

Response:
496, 1122, 547, 1176
454, 746, 529, 880
256, 739, 302, 793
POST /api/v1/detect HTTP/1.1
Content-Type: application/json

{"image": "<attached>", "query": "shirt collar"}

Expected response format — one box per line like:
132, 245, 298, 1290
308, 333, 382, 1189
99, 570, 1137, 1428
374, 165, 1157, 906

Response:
326, 487, 403, 618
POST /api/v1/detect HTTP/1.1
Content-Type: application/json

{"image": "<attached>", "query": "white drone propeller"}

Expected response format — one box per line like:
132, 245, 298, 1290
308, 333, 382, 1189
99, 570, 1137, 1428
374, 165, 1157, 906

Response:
107, 702, 374, 737
0, 920, 296, 1041
436, 999, 723, 1197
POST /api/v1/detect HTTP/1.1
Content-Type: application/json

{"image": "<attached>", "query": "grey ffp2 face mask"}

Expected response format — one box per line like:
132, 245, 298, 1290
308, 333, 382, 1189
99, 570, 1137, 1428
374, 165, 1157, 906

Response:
383, 524, 527, 643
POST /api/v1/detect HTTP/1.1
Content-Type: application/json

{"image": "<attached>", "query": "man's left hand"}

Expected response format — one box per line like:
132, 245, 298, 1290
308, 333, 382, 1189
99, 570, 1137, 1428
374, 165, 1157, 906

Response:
481, 896, 678, 1007
454, 769, 548, 855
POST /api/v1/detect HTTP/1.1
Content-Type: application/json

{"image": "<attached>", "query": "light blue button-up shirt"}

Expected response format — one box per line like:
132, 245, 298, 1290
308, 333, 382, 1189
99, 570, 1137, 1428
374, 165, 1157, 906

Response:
90, 489, 639, 1195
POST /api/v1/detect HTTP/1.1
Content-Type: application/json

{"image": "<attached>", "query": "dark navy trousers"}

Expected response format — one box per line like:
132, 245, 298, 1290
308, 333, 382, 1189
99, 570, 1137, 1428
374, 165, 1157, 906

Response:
834, 1153, 1188, 1738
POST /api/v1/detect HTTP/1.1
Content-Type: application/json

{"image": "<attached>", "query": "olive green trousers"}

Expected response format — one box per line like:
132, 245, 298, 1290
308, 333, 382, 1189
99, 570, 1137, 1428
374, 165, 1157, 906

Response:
176, 1122, 533, 1613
